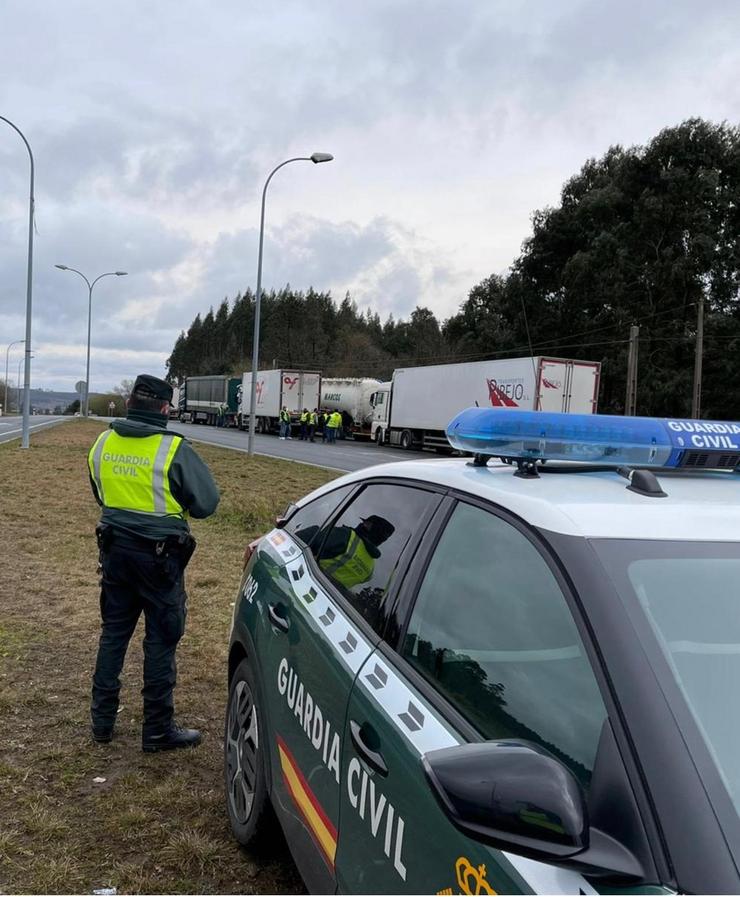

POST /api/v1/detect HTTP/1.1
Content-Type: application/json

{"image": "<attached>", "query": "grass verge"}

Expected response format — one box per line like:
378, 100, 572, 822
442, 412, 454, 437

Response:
0, 420, 337, 894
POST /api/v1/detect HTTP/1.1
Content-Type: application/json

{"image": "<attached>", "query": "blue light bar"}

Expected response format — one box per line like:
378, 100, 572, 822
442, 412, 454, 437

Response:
446, 408, 740, 469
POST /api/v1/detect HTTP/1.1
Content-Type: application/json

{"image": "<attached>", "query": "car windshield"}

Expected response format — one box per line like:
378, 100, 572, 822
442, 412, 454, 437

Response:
593, 539, 740, 823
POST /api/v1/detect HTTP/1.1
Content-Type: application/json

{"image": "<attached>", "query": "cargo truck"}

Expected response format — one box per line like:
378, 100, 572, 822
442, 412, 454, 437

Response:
181, 375, 241, 426
238, 369, 321, 434
320, 377, 381, 439
371, 356, 601, 450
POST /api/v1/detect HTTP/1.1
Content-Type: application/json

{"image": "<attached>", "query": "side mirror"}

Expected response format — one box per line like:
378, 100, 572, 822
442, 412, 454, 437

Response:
424, 739, 644, 881
423, 740, 587, 860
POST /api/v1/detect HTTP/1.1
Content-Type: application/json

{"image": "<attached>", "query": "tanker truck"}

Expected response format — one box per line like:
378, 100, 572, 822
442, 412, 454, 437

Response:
319, 377, 381, 439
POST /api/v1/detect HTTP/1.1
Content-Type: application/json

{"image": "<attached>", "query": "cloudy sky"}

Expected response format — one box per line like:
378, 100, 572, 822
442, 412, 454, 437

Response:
1, 0, 738, 392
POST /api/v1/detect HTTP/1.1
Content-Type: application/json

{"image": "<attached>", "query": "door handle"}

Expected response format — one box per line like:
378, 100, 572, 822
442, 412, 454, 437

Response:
350, 719, 388, 776
267, 603, 290, 633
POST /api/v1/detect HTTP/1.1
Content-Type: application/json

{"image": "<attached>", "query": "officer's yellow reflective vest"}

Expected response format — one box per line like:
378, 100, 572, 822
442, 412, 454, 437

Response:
328, 411, 342, 428
300, 411, 310, 423
88, 430, 185, 517
319, 530, 375, 588
310, 412, 318, 425
279, 409, 290, 423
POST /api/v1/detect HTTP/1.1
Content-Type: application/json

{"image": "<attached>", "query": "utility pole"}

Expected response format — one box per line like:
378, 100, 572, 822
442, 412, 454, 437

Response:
624, 324, 639, 416
691, 296, 704, 419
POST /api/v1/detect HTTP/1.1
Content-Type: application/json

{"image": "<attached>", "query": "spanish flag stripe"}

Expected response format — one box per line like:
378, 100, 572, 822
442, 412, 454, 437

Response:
277, 735, 338, 839
277, 736, 337, 866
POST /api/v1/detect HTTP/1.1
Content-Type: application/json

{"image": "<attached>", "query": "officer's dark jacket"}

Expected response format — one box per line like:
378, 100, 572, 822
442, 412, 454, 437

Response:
89, 412, 220, 540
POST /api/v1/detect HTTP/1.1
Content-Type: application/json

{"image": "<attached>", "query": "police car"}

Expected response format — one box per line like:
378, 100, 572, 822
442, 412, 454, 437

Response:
225, 408, 740, 894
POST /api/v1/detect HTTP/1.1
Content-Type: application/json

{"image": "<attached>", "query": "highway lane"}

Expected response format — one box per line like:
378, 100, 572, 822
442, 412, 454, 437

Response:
0, 415, 68, 444
168, 421, 439, 473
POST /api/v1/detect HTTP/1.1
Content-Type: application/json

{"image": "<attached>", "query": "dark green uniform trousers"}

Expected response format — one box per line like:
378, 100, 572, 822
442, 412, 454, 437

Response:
91, 533, 187, 737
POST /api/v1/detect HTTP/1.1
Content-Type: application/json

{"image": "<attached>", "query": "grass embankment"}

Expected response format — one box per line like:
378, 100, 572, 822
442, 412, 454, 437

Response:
0, 420, 337, 894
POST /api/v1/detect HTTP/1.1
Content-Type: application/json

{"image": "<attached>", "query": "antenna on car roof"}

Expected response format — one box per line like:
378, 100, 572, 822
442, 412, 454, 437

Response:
618, 468, 667, 498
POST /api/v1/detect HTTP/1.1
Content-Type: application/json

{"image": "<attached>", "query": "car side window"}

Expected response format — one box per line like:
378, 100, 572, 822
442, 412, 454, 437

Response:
282, 485, 354, 548
402, 502, 607, 791
316, 483, 435, 632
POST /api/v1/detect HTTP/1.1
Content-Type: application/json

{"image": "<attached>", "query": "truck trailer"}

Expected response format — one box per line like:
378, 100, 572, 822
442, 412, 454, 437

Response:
371, 356, 601, 450
320, 377, 381, 439
238, 369, 321, 433
181, 375, 241, 426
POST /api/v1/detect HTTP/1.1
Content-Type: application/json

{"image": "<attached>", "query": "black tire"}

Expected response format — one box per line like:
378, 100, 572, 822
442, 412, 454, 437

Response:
400, 429, 413, 450
375, 428, 383, 446
224, 656, 272, 846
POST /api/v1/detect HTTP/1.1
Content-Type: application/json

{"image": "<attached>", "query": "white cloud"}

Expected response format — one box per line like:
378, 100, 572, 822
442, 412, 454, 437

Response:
0, 0, 737, 388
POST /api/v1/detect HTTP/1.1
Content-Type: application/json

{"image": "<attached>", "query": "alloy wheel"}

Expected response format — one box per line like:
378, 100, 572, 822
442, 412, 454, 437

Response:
226, 679, 259, 824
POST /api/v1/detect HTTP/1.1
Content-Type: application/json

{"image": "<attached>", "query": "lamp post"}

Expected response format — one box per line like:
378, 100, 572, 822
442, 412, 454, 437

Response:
16, 354, 32, 411
246, 152, 333, 455
55, 266, 128, 417
0, 116, 34, 448
4, 339, 25, 417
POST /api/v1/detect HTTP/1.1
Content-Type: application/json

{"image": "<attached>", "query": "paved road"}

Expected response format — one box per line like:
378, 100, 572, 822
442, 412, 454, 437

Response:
169, 421, 433, 472
0, 415, 67, 444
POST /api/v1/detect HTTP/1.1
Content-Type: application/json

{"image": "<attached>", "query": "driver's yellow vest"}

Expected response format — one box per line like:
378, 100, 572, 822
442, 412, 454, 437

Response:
88, 430, 185, 517
319, 530, 374, 588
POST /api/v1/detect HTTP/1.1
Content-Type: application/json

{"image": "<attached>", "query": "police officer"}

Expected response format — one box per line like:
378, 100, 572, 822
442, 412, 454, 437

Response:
87, 374, 220, 751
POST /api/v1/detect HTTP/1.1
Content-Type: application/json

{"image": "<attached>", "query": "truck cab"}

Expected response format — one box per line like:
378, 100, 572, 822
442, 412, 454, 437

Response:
370, 382, 391, 444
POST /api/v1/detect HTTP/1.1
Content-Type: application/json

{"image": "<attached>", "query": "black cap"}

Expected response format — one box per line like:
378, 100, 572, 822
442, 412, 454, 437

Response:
360, 514, 395, 544
132, 374, 173, 403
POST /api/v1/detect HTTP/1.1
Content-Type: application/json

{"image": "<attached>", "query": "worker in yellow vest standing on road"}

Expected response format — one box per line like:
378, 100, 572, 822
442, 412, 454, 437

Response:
326, 409, 342, 444
87, 374, 219, 752
299, 408, 310, 441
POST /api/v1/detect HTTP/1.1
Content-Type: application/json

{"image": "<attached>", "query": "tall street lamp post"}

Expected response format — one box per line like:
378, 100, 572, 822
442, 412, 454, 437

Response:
16, 354, 32, 411
0, 115, 35, 448
246, 152, 333, 456
4, 338, 25, 417
55, 266, 128, 417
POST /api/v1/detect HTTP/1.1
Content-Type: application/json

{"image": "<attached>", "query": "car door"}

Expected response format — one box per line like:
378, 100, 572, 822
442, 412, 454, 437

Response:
244, 484, 357, 893
257, 480, 441, 890
335, 499, 622, 894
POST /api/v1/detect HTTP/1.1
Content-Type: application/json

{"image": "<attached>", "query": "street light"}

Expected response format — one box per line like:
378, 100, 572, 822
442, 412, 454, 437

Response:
55, 266, 128, 417
0, 115, 35, 448
246, 152, 334, 455
4, 339, 25, 417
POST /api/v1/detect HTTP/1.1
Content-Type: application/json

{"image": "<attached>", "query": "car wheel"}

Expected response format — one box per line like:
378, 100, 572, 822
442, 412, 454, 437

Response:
225, 656, 271, 845
375, 428, 383, 445
400, 429, 413, 450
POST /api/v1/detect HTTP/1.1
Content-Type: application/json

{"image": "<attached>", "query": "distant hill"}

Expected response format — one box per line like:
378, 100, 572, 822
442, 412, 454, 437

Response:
27, 388, 79, 413
0, 388, 112, 414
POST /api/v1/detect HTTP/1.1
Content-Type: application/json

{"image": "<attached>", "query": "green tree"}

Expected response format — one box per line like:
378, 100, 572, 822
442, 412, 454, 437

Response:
446, 118, 740, 417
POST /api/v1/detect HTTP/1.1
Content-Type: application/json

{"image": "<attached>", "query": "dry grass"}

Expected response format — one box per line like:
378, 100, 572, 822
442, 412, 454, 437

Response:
0, 419, 337, 894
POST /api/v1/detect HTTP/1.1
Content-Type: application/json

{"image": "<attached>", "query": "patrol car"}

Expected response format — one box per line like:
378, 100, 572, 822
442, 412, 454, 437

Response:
225, 408, 740, 894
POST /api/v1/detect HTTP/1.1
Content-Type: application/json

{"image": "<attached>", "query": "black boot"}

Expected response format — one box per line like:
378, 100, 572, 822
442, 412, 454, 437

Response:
142, 724, 202, 753
91, 726, 113, 744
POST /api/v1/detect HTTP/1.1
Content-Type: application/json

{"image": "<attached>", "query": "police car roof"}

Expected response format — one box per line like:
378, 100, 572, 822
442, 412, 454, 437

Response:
312, 458, 740, 541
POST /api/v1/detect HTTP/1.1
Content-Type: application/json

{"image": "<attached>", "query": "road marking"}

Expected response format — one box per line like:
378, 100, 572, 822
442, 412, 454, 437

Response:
177, 432, 349, 473
0, 419, 67, 442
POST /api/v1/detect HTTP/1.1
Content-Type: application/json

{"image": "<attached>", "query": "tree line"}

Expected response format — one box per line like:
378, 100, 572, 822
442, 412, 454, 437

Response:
167, 119, 740, 419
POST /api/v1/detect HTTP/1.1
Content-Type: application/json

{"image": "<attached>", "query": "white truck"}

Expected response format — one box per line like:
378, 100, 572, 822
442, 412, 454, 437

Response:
320, 377, 382, 439
238, 369, 321, 434
371, 356, 601, 451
